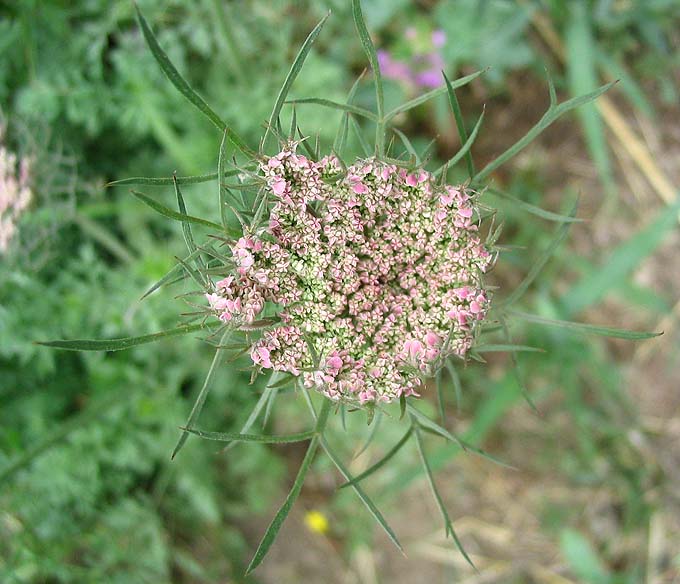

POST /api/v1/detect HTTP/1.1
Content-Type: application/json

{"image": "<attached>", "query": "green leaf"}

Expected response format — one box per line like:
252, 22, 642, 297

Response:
435, 108, 485, 177
500, 198, 578, 307
182, 428, 315, 444
412, 421, 474, 568
484, 187, 584, 223
246, 399, 331, 574
286, 98, 377, 121
131, 190, 224, 232
352, 0, 384, 155
263, 13, 329, 150
172, 329, 232, 459
107, 169, 242, 187
561, 201, 680, 316
474, 80, 616, 182
339, 426, 413, 489
36, 323, 206, 351
134, 3, 252, 156
385, 69, 485, 121
321, 438, 403, 553
509, 310, 662, 340
443, 71, 476, 178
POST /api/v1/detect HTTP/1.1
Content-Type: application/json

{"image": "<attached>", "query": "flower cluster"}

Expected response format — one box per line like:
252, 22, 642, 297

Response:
205, 145, 492, 404
0, 125, 32, 253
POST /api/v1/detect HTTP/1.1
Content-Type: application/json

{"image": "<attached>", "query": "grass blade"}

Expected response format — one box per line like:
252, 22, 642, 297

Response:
340, 426, 413, 489
37, 323, 206, 351
385, 69, 485, 121
566, 2, 614, 194
407, 404, 512, 468
561, 201, 680, 316
435, 108, 485, 177
484, 187, 584, 223
246, 399, 331, 574
350, 117, 371, 157
499, 315, 537, 413
182, 428, 315, 444
412, 421, 474, 568
217, 130, 231, 228
107, 169, 243, 187
131, 190, 224, 231
509, 310, 662, 340
134, 3, 252, 156
321, 438, 403, 553
500, 198, 578, 307
443, 71, 476, 178
406, 403, 465, 449
474, 80, 616, 182
172, 329, 232, 459
173, 176, 205, 270
354, 410, 383, 458
445, 361, 463, 413
222, 386, 276, 453
263, 13, 329, 150
435, 370, 446, 427
351, 0, 384, 155
392, 128, 421, 165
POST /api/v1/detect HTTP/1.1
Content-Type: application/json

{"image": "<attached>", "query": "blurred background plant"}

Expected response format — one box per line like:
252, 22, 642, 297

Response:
0, 0, 678, 582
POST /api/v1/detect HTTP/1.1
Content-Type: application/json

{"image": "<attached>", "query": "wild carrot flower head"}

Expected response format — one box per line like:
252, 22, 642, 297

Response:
206, 144, 492, 404
0, 124, 32, 254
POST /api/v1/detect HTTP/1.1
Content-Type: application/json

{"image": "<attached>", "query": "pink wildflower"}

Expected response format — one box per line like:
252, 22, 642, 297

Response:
205, 144, 492, 403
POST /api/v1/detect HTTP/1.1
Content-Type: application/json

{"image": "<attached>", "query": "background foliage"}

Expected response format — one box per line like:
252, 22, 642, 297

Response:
1, 1, 679, 582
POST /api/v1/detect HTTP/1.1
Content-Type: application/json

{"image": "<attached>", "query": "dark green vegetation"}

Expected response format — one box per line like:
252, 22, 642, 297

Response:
1, 1, 679, 582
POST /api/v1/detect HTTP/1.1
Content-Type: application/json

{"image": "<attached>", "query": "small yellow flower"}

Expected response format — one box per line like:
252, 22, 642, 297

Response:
304, 510, 329, 535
